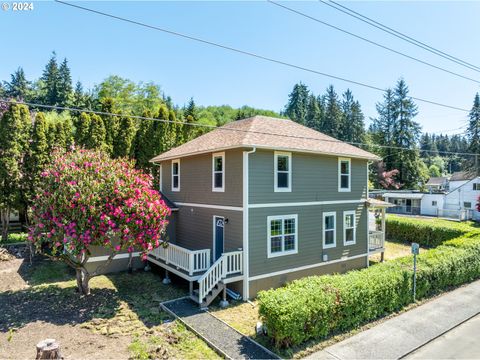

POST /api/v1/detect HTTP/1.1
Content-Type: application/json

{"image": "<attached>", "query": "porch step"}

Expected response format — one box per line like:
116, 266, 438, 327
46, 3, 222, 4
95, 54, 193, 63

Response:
190, 283, 225, 308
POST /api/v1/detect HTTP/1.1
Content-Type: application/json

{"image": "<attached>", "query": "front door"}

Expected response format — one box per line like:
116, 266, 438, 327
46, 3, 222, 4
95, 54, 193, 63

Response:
406, 199, 412, 213
213, 216, 224, 261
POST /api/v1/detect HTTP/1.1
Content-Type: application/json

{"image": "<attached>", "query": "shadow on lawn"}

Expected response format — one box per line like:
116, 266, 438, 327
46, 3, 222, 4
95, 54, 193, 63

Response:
1, 256, 187, 335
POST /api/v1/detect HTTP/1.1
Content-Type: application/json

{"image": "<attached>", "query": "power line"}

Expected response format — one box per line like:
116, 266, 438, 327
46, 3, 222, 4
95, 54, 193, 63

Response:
321, 0, 480, 74
1, 98, 477, 158
53, 0, 470, 113
268, 0, 480, 85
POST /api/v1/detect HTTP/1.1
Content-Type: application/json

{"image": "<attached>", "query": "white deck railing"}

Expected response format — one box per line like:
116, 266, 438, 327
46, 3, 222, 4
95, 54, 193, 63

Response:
369, 230, 385, 251
150, 243, 210, 275
198, 250, 243, 303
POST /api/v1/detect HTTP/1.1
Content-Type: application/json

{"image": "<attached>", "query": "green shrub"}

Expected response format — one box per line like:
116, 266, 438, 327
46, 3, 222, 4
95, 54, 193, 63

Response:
258, 228, 480, 347
385, 215, 476, 247
0, 232, 28, 244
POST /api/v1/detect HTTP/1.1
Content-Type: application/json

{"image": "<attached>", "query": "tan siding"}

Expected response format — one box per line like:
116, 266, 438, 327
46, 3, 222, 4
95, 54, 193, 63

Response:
248, 203, 368, 277
249, 149, 368, 204
175, 206, 243, 255
249, 256, 367, 297
161, 149, 243, 207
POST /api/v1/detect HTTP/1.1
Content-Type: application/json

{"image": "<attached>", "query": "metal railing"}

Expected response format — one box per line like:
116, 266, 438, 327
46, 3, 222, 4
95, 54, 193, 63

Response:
198, 250, 243, 304
369, 230, 385, 251
386, 205, 421, 215
149, 242, 210, 275
437, 208, 473, 221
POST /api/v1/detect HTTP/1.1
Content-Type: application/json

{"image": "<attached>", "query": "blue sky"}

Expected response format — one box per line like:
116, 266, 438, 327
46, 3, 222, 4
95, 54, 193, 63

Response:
1, 1, 479, 134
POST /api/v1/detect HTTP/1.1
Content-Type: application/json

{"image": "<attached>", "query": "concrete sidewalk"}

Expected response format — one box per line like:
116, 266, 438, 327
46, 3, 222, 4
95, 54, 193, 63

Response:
306, 280, 480, 360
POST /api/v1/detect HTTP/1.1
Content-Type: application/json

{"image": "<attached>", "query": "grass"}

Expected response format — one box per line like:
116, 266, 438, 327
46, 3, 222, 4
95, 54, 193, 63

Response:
0, 232, 28, 245
369, 241, 427, 263
2, 256, 219, 359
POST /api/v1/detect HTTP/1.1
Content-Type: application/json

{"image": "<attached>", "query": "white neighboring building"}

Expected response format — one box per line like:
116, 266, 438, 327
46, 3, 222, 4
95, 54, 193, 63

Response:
421, 193, 445, 216
443, 172, 480, 221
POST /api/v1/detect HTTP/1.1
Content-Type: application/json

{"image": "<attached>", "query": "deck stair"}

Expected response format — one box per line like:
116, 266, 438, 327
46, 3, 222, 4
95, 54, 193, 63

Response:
190, 283, 226, 308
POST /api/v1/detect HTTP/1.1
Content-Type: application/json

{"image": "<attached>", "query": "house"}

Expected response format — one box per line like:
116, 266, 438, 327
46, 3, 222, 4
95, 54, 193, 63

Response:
425, 176, 449, 192
443, 171, 480, 220
145, 116, 387, 306
383, 191, 423, 215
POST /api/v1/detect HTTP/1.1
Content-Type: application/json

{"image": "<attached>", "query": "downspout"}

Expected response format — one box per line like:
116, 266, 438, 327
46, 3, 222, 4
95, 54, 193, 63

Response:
242, 147, 256, 300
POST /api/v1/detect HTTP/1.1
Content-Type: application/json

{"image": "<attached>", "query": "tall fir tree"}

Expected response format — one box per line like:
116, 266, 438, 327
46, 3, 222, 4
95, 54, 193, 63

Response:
4, 67, 31, 100
86, 114, 107, 150
100, 97, 119, 155
284, 82, 309, 124
322, 85, 342, 138
466, 93, 480, 173
113, 116, 136, 158
340, 89, 365, 144
305, 94, 323, 131
74, 112, 91, 147
57, 58, 73, 107
183, 98, 197, 142
0, 104, 31, 240
41, 52, 60, 106
73, 81, 85, 108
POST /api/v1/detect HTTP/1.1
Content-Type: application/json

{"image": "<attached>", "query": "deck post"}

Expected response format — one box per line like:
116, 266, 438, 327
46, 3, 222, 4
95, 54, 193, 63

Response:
189, 281, 193, 296
219, 286, 229, 308
162, 270, 171, 285
380, 251, 385, 262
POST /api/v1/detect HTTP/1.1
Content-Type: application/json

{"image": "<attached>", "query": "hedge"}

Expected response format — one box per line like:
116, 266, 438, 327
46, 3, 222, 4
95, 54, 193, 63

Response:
0, 232, 29, 245
258, 222, 480, 347
385, 215, 476, 247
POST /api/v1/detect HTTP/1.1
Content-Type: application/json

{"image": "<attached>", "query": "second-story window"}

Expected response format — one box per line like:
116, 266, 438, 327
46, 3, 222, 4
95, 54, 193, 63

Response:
274, 151, 291, 192
473, 183, 480, 191
212, 152, 225, 192
172, 159, 180, 191
338, 158, 351, 192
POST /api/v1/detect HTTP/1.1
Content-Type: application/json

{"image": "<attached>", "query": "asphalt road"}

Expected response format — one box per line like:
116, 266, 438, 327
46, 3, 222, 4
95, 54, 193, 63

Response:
406, 314, 480, 359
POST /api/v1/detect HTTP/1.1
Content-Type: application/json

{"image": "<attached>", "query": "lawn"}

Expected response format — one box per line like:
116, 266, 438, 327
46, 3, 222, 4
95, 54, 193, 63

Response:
0, 254, 219, 359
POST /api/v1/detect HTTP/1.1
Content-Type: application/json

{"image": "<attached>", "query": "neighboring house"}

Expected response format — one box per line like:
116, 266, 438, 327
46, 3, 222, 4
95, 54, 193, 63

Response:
425, 176, 449, 192
378, 171, 480, 221
144, 116, 386, 306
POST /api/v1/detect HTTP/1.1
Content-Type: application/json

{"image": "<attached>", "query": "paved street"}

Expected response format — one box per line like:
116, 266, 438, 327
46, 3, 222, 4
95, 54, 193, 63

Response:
406, 314, 480, 359
307, 280, 480, 360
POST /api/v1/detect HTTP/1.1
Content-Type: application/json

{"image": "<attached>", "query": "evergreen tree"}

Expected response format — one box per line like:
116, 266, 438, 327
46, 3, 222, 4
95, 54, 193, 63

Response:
24, 112, 50, 208
134, 111, 154, 170
466, 93, 480, 173
182, 98, 197, 142
73, 81, 85, 108
0, 104, 30, 240
74, 112, 91, 147
100, 97, 119, 155
305, 95, 322, 131
41, 52, 60, 106
54, 121, 67, 150
170, 109, 183, 145
57, 58, 73, 107
4, 67, 31, 100
322, 85, 342, 138
284, 82, 309, 124
340, 89, 365, 144
113, 116, 136, 158
86, 114, 106, 150
370, 89, 396, 170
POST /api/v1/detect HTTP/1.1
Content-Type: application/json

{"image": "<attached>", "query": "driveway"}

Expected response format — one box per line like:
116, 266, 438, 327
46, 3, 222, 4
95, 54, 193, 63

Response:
406, 314, 480, 359
306, 280, 480, 360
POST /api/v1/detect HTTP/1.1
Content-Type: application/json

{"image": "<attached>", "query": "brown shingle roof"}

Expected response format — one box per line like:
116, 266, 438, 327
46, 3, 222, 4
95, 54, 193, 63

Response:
150, 116, 379, 162
426, 177, 448, 186
450, 171, 477, 181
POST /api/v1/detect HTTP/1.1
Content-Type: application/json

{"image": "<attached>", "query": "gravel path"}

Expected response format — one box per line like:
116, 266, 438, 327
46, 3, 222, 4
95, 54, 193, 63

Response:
163, 298, 277, 359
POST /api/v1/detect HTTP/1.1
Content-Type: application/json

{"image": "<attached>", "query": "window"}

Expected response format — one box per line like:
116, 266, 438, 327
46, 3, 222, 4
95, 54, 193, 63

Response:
432, 201, 437, 206
323, 212, 336, 249
267, 215, 298, 257
343, 211, 356, 245
338, 158, 351, 192
464, 202, 472, 209
473, 183, 480, 191
171, 159, 180, 191
212, 152, 225, 192
274, 152, 291, 192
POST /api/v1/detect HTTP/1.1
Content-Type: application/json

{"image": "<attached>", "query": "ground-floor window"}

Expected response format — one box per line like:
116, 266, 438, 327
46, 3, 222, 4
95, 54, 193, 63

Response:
343, 210, 356, 245
323, 212, 336, 249
267, 214, 298, 258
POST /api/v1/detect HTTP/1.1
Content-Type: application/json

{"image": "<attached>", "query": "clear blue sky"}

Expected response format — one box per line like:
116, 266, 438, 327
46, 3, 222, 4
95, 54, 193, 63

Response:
1, 1, 479, 134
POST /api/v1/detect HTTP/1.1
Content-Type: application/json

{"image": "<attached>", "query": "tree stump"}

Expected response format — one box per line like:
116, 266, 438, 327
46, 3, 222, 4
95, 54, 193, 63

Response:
35, 339, 62, 359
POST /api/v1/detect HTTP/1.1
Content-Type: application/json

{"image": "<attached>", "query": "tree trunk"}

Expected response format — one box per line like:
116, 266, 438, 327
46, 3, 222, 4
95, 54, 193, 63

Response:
75, 267, 90, 295
35, 339, 61, 359
0, 208, 10, 242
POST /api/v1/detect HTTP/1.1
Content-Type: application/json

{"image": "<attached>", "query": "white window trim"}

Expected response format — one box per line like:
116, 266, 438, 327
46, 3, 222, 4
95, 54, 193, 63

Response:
338, 158, 351, 192
323, 211, 336, 249
159, 164, 163, 192
343, 210, 356, 246
212, 152, 225, 192
274, 151, 292, 192
267, 214, 298, 258
171, 159, 180, 192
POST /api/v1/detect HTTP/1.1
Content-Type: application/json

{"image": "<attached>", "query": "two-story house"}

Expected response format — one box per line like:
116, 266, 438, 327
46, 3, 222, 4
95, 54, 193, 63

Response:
145, 116, 384, 306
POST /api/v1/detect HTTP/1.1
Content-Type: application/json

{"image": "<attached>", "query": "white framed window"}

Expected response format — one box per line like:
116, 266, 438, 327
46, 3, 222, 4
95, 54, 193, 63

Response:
464, 202, 472, 209
212, 152, 225, 192
323, 212, 336, 249
274, 151, 292, 192
432, 201, 437, 206
343, 210, 356, 246
338, 158, 351, 192
159, 164, 163, 192
171, 159, 180, 192
267, 214, 298, 258
473, 183, 480, 191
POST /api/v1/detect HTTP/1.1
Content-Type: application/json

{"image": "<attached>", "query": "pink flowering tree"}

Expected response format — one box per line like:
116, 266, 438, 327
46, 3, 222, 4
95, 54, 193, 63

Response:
29, 149, 170, 295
